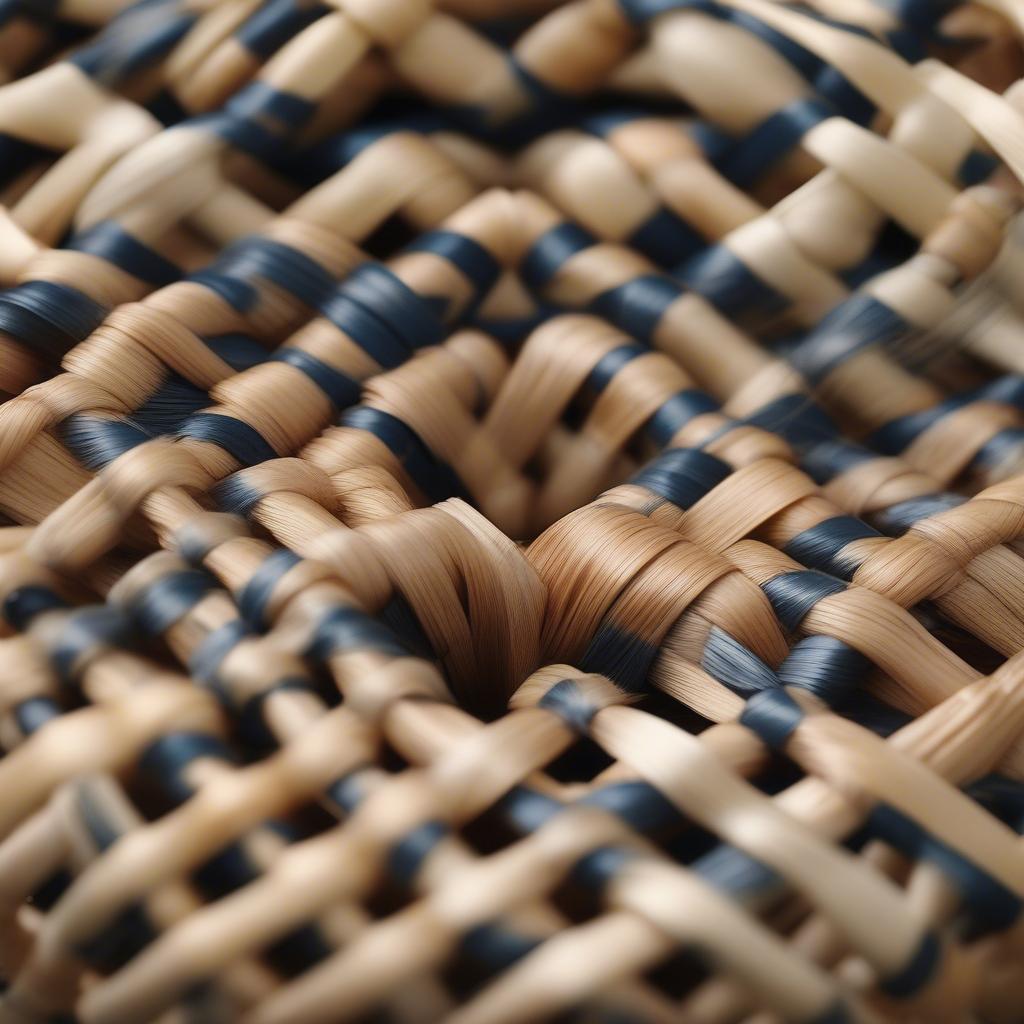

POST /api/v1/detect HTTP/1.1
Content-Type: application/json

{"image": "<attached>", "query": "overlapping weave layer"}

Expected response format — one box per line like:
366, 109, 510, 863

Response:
4, 1, 1024, 1021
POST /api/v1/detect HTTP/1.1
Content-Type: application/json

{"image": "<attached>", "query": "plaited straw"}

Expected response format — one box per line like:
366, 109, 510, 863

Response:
3, 1, 1024, 1022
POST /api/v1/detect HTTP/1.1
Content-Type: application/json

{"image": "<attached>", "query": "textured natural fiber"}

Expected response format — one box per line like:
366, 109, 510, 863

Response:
1, 1, 1024, 1022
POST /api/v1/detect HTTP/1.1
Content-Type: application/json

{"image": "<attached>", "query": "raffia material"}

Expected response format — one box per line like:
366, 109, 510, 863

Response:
1, 2, 1024, 1022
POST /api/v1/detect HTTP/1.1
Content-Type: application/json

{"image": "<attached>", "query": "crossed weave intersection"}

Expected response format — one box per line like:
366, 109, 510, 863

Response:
3, 0, 1024, 1022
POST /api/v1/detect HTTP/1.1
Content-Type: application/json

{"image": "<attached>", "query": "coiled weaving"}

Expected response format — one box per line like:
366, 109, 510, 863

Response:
2, 0, 1024, 1021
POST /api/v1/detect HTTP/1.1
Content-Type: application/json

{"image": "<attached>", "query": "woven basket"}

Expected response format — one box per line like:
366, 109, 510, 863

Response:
1, 1, 1024, 1021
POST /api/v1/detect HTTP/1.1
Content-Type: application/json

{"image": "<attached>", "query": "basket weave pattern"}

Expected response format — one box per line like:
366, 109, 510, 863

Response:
1, 1, 1024, 1021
